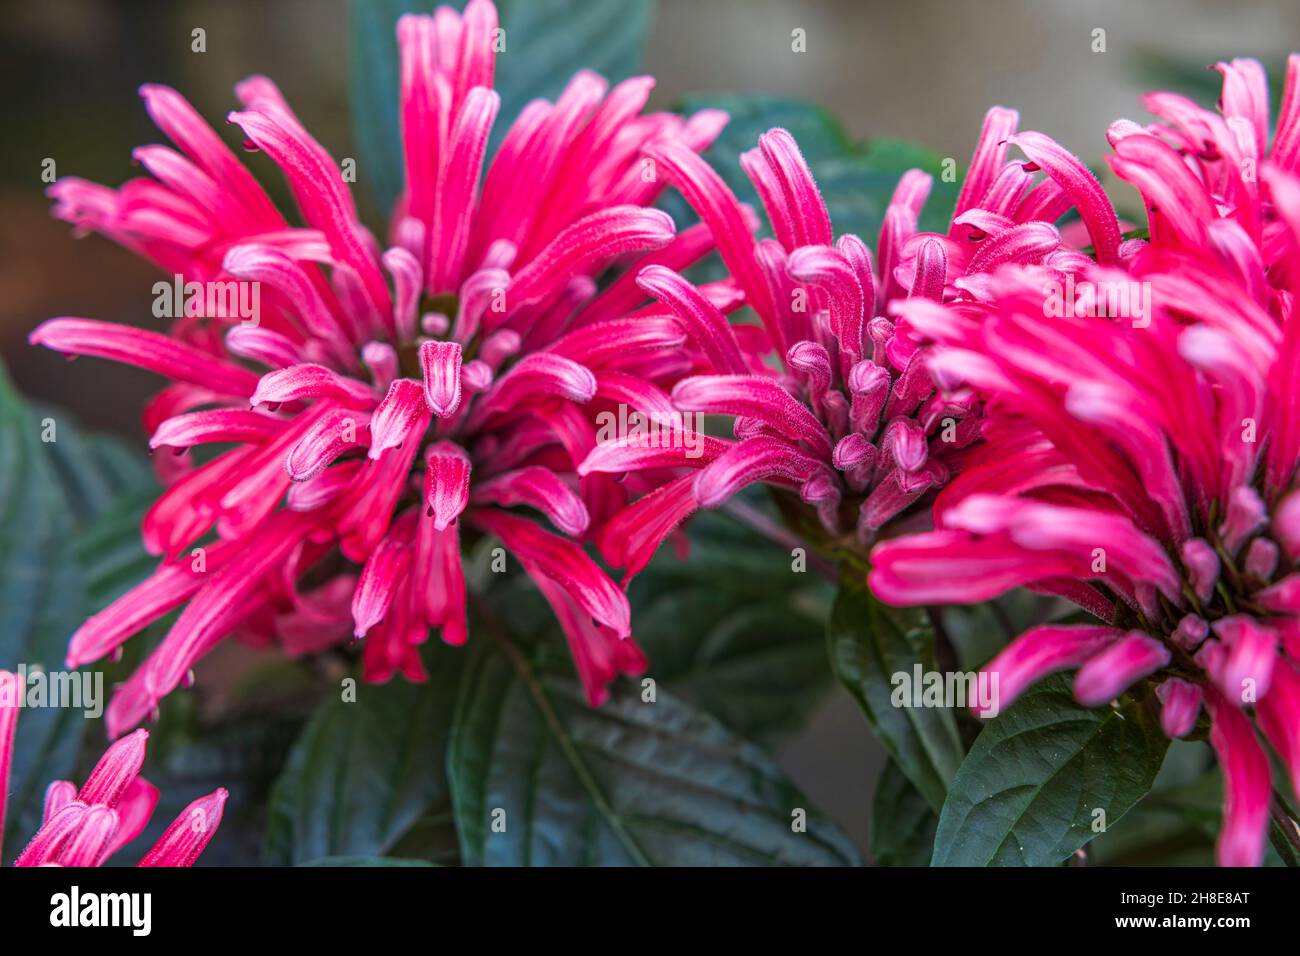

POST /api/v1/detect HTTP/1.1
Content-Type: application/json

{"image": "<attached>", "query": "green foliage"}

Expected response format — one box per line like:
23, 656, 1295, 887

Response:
447, 636, 860, 866
871, 759, 938, 866
263, 646, 464, 865
628, 508, 834, 747
829, 578, 963, 812
930, 674, 1168, 866
0, 368, 156, 856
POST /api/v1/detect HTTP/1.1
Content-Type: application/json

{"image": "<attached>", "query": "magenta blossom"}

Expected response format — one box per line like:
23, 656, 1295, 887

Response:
0, 671, 225, 866
31, 0, 735, 729
871, 56, 1300, 866
584, 108, 1126, 564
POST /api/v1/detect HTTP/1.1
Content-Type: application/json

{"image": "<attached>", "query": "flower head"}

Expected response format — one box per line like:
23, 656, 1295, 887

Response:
32, 0, 731, 727
592, 109, 1121, 564
0, 675, 225, 866
870, 55, 1300, 866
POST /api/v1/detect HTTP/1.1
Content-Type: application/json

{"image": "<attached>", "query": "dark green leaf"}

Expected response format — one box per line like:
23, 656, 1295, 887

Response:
263, 646, 464, 865
940, 590, 1065, 671
349, 0, 654, 216
828, 577, 963, 812
33, 403, 153, 527
1088, 740, 1220, 866
118, 709, 304, 867
448, 637, 860, 866
74, 487, 158, 611
0, 369, 156, 855
0, 385, 88, 854
871, 759, 938, 867
931, 673, 1168, 866
628, 508, 832, 746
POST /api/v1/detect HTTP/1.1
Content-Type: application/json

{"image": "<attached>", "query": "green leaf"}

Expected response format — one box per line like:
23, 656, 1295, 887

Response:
0, 379, 90, 854
931, 673, 1168, 866
871, 759, 938, 867
74, 487, 159, 611
0, 369, 156, 854
1088, 740, 1220, 866
940, 590, 1063, 672
828, 577, 963, 812
666, 93, 958, 254
33, 403, 153, 527
628, 508, 833, 746
349, 0, 654, 216
125, 709, 304, 867
448, 636, 860, 866
262, 646, 465, 865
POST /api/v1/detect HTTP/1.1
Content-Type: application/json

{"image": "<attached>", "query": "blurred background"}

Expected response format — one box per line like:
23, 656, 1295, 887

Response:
1, 0, 1296, 856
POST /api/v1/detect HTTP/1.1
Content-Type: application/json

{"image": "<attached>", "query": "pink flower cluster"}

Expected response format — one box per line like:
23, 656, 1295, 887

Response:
1, 671, 225, 866
872, 55, 1300, 866
600, 109, 1120, 551
23, 0, 1300, 868
32, 0, 742, 727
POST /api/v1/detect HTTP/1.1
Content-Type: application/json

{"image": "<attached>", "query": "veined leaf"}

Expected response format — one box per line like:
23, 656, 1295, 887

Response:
931, 673, 1168, 866
263, 645, 464, 866
299, 856, 438, 867
628, 508, 833, 746
871, 759, 938, 867
828, 577, 963, 813
448, 637, 860, 866
0, 369, 156, 856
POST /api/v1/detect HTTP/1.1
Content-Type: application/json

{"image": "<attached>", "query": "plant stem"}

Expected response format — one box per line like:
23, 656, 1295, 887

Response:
1269, 795, 1300, 866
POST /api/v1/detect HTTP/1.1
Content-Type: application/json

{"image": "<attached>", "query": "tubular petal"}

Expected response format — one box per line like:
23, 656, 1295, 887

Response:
137, 788, 228, 867
424, 441, 472, 531
1072, 632, 1171, 706
473, 508, 630, 637
30, 319, 260, 397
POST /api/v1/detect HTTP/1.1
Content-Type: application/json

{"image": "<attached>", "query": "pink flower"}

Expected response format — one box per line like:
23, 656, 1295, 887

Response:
870, 55, 1300, 866
590, 110, 1118, 567
0, 671, 18, 860
0, 674, 225, 866
31, 0, 732, 725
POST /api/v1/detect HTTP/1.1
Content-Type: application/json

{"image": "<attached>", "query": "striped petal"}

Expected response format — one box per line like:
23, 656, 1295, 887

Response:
251, 363, 376, 409
1012, 131, 1121, 263
473, 508, 630, 638
978, 625, 1123, 716
419, 340, 464, 417
672, 374, 831, 459
1072, 632, 1171, 706
368, 378, 430, 459
30, 318, 259, 396
424, 441, 472, 531
508, 206, 675, 307
137, 788, 228, 867
472, 466, 589, 536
